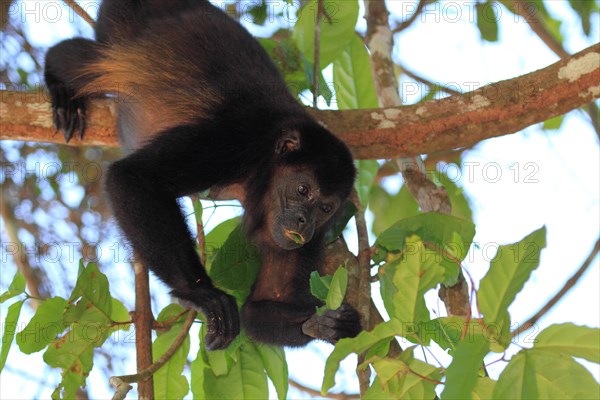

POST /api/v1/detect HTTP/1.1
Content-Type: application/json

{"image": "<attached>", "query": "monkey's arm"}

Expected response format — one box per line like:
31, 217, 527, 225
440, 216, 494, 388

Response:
242, 246, 361, 346
242, 301, 360, 346
105, 125, 244, 350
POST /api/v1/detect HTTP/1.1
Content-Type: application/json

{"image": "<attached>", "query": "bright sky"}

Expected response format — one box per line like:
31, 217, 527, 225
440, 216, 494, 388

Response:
1, 0, 598, 398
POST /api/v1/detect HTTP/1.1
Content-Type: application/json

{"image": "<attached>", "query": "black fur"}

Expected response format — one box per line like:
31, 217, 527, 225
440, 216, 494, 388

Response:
45, 0, 360, 349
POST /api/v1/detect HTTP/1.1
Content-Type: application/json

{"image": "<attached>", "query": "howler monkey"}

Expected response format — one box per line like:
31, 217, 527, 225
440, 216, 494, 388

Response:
44, 0, 361, 349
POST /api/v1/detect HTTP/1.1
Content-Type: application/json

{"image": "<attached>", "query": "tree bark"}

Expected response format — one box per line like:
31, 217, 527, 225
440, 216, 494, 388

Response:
1, 44, 598, 158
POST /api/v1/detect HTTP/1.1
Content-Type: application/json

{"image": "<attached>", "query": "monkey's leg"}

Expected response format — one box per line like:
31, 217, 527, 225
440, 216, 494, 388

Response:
44, 38, 98, 142
242, 301, 361, 346
105, 125, 242, 350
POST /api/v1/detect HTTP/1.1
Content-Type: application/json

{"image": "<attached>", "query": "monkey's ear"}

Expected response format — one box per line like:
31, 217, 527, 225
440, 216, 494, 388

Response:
275, 130, 301, 154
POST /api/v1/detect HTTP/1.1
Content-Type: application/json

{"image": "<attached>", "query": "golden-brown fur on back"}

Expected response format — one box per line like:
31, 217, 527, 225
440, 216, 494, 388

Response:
79, 37, 222, 134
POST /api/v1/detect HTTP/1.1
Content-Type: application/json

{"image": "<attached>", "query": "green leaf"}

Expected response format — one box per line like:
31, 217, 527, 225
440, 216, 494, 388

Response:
478, 227, 547, 328
380, 237, 445, 324
326, 266, 348, 310
322, 319, 416, 394
67, 262, 112, 322
476, 2, 499, 42
17, 297, 67, 354
323, 200, 357, 243
44, 324, 97, 399
354, 160, 379, 208
473, 377, 496, 400
204, 341, 269, 399
209, 225, 261, 301
442, 333, 490, 400
0, 300, 24, 373
418, 316, 480, 352
255, 344, 288, 400
246, 0, 268, 25
332, 34, 378, 109
205, 217, 242, 266
310, 271, 333, 301
153, 307, 190, 400
567, 0, 597, 35
0, 269, 26, 303
109, 297, 131, 331
364, 348, 441, 399
293, 0, 359, 67
543, 114, 565, 130
369, 185, 419, 236
44, 262, 124, 398
301, 57, 334, 104
534, 323, 600, 363
494, 349, 600, 399
190, 340, 208, 399
374, 212, 475, 268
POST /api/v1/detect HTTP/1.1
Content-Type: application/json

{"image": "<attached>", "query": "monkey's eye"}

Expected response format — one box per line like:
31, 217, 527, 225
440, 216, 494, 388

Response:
321, 204, 333, 213
297, 185, 309, 196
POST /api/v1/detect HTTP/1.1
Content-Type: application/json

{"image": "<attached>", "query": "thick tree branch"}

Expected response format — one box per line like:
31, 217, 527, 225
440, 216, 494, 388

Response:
1, 44, 598, 157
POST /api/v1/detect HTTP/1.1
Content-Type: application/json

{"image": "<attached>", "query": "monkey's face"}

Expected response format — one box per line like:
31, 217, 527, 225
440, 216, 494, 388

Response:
267, 167, 340, 250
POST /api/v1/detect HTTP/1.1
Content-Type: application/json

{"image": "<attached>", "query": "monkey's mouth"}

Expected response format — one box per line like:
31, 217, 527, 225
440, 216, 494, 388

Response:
284, 230, 305, 246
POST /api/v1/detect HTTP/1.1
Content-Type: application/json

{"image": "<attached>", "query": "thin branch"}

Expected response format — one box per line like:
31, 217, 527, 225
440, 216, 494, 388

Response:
511, 238, 600, 338
509, 0, 567, 58
392, 0, 431, 33
312, 0, 324, 108
132, 260, 154, 398
289, 378, 360, 400
349, 189, 372, 394
0, 195, 44, 307
63, 0, 96, 28
398, 63, 463, 97
111, 309, 197, 386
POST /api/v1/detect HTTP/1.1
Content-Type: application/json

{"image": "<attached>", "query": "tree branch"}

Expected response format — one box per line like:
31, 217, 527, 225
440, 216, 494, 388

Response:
392, 0, 431, 33
511, 238, 600, 339
63, 0, 95, 28
289, 378, 359, 400
133, 260, 154, 399
110, 309, 197, 396
1, 44, 597, 158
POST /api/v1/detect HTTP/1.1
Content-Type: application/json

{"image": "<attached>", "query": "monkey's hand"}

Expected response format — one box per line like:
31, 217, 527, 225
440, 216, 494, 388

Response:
47, 82, 86, 143
178, 288, 240, 350
302, 304, 361, 344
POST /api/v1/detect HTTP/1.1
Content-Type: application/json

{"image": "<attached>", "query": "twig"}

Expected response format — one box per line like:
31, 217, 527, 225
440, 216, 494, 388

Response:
509, 0, 567, 58
350, 189, 373, 394
511, 238, 600, 338
289, 378, 360, 399
392, 0, 431, 33
132, 260, 154, 398
111, 310, 197, 387
0, 196, 44, 307
63, 0, 96, 27
312, 0, 324, 108
398, 63, 463, 97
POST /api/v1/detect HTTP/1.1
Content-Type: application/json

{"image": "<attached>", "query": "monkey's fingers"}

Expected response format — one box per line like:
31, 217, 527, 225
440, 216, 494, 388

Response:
204, 293, 240, 350
48, 83, 87, 143
308, 304, 362, 343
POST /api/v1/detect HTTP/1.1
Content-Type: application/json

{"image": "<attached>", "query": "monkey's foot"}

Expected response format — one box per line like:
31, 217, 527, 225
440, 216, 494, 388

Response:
302, 304, 361, 344
48, 83, 86, 143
